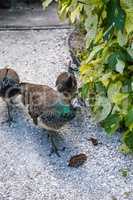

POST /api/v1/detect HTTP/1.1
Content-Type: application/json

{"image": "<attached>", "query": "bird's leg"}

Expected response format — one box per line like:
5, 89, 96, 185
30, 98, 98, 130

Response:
7, 101, 13, 126
50, 135, 60, 157
48, 131, 60, 157
32, 117, 38, 125
3, 100, 14, 126
10, 98, 15, 105
48, 131, 65, 157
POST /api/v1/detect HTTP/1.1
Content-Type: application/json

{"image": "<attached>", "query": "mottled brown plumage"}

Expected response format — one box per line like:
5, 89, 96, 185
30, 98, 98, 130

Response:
20, 82, 64, 124
55, 72, 77, 101
0, 67, 20, 125
20, 82, 76, 156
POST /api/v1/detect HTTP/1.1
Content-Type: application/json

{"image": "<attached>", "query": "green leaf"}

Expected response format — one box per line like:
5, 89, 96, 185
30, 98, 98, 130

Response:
43, 0, 53, 9
123, 130, 133, 150
107, 53, 118, 70
127, 47, 133, 59
70, 5, 80, 23
81, 83, 89, 99
119, 144, 132, 154
120, 168, 129, 177
117, 30, 128, 47
102, 113, 121, 135
125, 108, 133, 129
124, 8, 133, 34
112, 93, 128, 105
85, 13, 98, 48
119, 3, 133, 35
95, 82, 106, 96
115, 58, 125, 74
106, 0, 126, 32
85, 12, 98, 32
122, 79, 133, 93
107, 81, 122, 102
120, 0, 133, 9
103, 23, 115, 41
85, 0, 103, 6
86, 43, 105, 62
128, 65, 133, 72
58, 0, 71, 20
107, 50, 133, 70
94, 96, 112, 122
80, 63, 92, 75
100, 72, 112, 87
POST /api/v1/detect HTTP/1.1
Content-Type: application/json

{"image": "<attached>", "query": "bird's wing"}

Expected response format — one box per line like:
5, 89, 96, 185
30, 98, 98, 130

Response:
20, 83, 62, 123
38, 108, 66, 130
37, 102, 75, 130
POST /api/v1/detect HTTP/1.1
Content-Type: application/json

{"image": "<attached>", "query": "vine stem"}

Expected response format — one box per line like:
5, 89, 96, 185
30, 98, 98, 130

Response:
77, 1, 90, 6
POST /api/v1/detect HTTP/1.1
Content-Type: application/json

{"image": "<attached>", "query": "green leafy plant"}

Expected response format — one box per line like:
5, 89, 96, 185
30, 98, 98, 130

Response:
43, 0, 133, 152
120, 168, 129, 177
42, 0, 54, 9
79, 0, 133, 152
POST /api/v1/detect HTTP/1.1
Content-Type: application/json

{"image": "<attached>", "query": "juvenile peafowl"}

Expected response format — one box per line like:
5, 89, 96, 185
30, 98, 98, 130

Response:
0, 67, 20, 125
55, 70, 86, 108
20, 82, 77, 156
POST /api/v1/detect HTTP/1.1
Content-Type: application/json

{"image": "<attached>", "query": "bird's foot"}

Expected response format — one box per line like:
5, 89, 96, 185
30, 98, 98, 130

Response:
49, 146, 66, 157
49, 145, 61, 157
1, 118, 15, 127
48, 133, 65, 157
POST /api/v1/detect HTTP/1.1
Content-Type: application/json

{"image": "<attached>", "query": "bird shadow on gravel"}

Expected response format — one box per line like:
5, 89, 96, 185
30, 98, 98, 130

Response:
0, 99, 89, 164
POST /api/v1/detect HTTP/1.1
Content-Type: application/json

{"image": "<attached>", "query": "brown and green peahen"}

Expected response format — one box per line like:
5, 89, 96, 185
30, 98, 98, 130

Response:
20, 82, 77, 156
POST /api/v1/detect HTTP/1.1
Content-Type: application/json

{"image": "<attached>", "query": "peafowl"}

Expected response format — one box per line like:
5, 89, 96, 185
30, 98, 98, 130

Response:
20, 82, 77, 156
0, 67, 20, 125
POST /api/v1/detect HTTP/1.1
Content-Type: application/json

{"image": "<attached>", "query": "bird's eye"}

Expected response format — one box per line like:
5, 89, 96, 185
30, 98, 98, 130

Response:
64, 92, 69, 97
57, 84, 63, 92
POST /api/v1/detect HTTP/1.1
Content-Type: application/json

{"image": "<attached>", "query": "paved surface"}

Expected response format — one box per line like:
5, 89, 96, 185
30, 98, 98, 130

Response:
0, 3, 69, 29
0, 6, 133, 200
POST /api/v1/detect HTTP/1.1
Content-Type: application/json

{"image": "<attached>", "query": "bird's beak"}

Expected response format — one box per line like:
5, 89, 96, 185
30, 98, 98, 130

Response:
71, 97, 86, 110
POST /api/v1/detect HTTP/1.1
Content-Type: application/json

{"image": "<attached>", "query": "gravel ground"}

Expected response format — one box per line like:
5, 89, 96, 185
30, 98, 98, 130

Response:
0, 29, 133, 200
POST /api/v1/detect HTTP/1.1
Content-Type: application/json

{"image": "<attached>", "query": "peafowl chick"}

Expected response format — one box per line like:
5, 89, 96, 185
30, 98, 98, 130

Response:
55, 71, 77, 102
20, 82, 76, 156
0, 67, 20, 125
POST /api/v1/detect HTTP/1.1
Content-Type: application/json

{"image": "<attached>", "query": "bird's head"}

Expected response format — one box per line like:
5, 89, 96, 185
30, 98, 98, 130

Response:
56, 72, 77, 101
